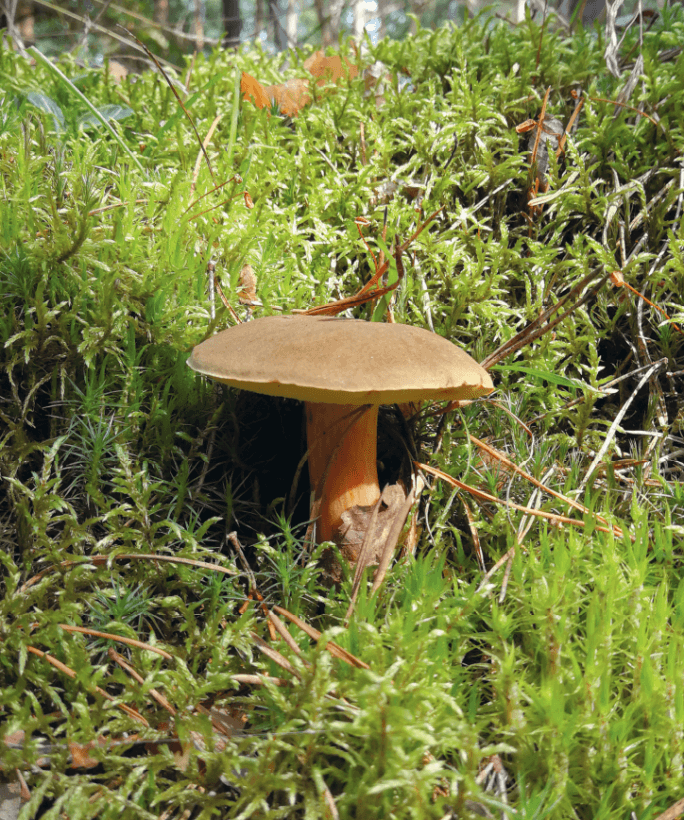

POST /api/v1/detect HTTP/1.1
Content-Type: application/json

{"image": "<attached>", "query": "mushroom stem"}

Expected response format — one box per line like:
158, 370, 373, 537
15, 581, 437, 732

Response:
305, 403, 381, 543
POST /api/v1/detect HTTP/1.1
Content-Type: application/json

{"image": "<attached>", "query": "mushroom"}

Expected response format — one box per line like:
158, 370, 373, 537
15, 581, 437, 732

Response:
187, 315, 493, 544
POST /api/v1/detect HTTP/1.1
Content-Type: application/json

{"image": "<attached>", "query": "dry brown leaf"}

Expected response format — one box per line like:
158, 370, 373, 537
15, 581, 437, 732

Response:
264, 77, 311, 116
303, 50, 358, 85
107, 60, 128, 83
241, 50, 361, 118
2, 732, 149, 771
2, 730, 26, 749
527, 115, 564, 191
336, 484, 406, 562
1, 731, 48, 770
240, 71, 271, 110
272, 605, 370, 669
206, 705, 248, 738
242, 72, 311, 117
238, 264, 258, 305
652, 795, 684, 820
368, 478, 424, 595
68, 738, 108, 769
321, 483, 406, 586
172, 742, 193, 772
400, 506, 420, 558
396, 401, 421, 419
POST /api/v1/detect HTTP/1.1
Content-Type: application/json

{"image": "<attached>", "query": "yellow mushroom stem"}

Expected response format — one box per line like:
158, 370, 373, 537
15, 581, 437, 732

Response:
305, 402, 381, 543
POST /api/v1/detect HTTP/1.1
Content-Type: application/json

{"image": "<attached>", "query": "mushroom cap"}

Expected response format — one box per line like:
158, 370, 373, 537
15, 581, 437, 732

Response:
187, 315, 493, 405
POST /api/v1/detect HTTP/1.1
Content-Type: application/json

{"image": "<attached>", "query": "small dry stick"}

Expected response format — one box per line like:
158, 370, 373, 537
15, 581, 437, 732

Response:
652, 796, 684, 820
25, 646, 148, 726
610, 270, 684, 338
231, 673, 290, 686
557, 93, 584, 154
250, 632, 301, 680
267, 609, 307, 657
577, 358, 667, 494
499, 553, 515, 603
108, 648, 177, 715
191, 114, 222, 193
214, 274, 242, 324
229, 532, 276, 639
477, 548, 517, 594
183, 175, 243, 216
530, 359, 659, 423
469, 434, 624, 537
273, 605, 369, 669
303, 208, 444, 317
462, 500, 486, 572
119, 25, 215, 181
20, 553, 237, 593
481, 269, 609, 370
418, 461, 620, 536
529, 87, 552, 177
58, 625, 172, 659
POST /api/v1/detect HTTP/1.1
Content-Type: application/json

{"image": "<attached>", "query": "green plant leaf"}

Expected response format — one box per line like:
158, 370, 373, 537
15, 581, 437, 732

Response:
26, 90, 65, 131
77, 104, 133, 130
492, 363, 585, 389
27, 46, 144, 173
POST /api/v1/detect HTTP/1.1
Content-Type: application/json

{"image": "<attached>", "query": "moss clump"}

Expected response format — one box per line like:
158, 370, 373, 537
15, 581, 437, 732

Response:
2, 14, 684, 818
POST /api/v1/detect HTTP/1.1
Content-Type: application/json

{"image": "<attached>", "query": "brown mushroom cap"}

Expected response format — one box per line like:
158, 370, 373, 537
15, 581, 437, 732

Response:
187, 315, 493, 404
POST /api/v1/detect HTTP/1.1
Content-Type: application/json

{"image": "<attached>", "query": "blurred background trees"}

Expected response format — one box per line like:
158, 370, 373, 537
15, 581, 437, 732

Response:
0, 0, 608, 67
0, 0, 668, 69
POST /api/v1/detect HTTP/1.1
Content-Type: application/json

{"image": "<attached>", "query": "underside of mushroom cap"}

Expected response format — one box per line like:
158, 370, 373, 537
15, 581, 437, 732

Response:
187, 315, 494, 405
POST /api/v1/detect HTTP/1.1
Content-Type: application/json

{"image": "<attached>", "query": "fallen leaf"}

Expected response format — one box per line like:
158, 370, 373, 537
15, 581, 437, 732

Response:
304, 50, 358, 85
321, 484, 407, 586
69, 737, 107, 769
240, 72, 271, 110
242, 72, 311, 117
238, 264, 258, 305
107, 60, 128, 83
527, 115, 564, 190
396, 401, 421, 419
264, 77, 311, 116
241, 50, 360, 118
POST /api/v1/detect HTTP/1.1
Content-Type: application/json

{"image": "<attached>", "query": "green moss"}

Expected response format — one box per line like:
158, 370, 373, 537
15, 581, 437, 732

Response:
2, 14, 684, 818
